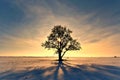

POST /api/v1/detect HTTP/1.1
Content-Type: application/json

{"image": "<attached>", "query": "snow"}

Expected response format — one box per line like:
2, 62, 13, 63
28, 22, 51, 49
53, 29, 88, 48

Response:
0, 57, 120, 80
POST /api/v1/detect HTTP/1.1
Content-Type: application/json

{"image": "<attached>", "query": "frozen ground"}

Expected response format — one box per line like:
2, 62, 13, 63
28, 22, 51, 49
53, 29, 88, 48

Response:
0, 57, 120, 80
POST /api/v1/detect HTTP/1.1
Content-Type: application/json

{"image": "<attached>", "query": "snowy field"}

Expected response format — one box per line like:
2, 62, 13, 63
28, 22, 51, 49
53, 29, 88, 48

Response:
0, 57, 120, 80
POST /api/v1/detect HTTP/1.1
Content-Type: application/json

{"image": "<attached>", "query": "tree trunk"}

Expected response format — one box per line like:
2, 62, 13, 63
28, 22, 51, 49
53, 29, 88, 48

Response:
58, 50, 62, 61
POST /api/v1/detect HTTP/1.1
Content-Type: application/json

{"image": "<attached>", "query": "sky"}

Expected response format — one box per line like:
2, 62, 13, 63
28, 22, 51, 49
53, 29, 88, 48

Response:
0, 0, 120, 57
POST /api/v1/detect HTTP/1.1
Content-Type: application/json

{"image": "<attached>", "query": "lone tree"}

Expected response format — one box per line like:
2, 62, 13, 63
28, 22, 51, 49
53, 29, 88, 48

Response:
42, 25, 81, 61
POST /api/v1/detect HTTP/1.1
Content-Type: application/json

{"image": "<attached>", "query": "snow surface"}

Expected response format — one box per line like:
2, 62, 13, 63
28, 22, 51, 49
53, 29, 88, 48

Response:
0, 57, 120, 80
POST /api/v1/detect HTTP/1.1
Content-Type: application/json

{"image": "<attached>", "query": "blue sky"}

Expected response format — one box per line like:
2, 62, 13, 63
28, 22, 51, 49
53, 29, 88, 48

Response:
0, 0, 120, 57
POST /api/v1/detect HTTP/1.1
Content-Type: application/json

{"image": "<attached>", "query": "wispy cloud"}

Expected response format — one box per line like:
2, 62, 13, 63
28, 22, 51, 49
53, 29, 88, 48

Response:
0, 0, 120, 56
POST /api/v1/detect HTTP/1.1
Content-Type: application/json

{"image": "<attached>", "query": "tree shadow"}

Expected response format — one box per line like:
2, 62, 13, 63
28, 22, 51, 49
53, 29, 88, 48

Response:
0, 61, 120, 80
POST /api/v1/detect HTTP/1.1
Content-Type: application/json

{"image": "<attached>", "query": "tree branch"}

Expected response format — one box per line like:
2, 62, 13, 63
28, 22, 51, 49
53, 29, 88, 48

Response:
61, 49, 68, 58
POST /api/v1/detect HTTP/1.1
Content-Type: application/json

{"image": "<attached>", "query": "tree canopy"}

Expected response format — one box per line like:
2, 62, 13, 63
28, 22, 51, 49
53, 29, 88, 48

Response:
42, 25, 81, 61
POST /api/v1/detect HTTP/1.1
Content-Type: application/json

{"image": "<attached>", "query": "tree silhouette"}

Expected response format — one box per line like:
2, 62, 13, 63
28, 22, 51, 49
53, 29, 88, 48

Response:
42, 25, 81, 61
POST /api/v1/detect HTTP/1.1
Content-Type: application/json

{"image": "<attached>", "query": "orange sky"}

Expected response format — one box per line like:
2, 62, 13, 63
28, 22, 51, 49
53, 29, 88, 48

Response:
0, 0, 120, 57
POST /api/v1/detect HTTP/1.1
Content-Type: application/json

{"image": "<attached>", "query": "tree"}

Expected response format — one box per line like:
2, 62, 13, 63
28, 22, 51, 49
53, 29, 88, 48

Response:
42, 25, 81, 61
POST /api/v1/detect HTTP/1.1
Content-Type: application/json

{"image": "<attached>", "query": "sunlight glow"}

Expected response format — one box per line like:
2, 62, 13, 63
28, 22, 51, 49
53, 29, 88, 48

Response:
57, 38, 61, 42
0, 0, 119, 57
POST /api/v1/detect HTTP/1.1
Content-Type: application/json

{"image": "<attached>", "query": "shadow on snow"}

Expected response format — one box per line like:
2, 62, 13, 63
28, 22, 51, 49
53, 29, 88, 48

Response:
0, 61, 120, 80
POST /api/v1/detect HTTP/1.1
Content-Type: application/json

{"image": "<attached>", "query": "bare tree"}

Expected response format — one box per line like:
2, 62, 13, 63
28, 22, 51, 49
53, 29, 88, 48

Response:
42, 25, 81, 61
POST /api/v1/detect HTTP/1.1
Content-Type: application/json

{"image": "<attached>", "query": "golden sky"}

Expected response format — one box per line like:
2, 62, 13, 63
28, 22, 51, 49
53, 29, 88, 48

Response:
0, 0, 120, 57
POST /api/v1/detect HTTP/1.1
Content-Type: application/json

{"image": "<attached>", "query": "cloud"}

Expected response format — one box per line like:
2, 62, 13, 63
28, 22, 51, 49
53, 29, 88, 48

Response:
1, 0, 120, 43
0, 0, 120, 56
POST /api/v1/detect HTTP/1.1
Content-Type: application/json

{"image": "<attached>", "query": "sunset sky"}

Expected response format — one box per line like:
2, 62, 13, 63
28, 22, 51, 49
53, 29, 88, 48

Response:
0, 0, 120, 57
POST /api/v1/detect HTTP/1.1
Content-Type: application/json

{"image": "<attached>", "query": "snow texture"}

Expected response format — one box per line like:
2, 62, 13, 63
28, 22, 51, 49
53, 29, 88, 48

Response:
0, 57, 120, 80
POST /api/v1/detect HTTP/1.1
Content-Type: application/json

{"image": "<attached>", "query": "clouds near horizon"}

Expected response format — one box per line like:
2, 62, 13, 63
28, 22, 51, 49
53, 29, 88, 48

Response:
0, 0, 120, 57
